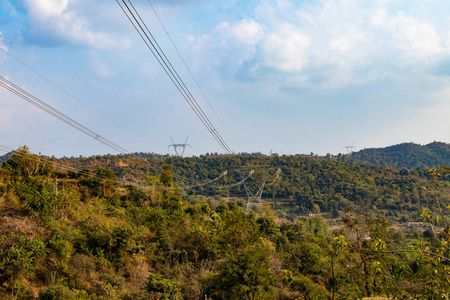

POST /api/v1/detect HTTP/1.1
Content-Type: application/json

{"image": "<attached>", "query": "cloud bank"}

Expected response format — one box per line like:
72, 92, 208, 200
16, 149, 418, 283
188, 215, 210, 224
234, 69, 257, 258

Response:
18, 0, 117, 48
184, 0, 450, 91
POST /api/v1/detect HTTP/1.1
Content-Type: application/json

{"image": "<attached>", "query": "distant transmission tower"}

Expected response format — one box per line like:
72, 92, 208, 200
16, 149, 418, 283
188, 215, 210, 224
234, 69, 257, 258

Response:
245, 169, 281, 214
343, 143, 356, 157
169, 137, 192, 157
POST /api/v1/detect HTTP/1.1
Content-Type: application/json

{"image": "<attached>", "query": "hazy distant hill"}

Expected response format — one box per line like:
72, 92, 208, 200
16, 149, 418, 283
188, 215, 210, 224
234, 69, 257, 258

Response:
351, 142, 450, 169
0, 151, 13, 164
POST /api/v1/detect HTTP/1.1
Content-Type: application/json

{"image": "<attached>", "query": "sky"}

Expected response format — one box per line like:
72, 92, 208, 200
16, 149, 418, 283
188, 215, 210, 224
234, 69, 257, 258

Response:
1, 0, 450, 158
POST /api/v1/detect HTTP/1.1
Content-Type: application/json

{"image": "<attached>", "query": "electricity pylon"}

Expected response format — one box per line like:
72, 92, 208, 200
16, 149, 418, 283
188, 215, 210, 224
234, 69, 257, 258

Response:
168, 137, 192, 157
245, 169, 281, 214
343, 143, 356, 157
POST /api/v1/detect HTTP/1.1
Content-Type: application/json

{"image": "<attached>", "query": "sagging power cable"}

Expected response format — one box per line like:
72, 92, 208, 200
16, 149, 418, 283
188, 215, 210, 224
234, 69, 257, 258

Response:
0, 76, 130, 154
116, 0, 233, 155
146, 0, 245, 153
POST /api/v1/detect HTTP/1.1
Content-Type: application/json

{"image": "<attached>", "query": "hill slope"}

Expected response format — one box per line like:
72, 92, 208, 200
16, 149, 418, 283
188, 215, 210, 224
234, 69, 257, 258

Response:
0, 147, 449, 299
42, 151, 447, 223
352, 141, 450, 169
2, 144, 449, 222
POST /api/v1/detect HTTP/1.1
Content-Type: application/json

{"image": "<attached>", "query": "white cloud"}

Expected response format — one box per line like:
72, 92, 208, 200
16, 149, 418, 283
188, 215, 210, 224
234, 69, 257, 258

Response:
213, 19, 264, 46
372, 9, 443, 58
21, 0, 117, 49
184, 18, 264, 75
261, 23, 310, 72
238, 0, 450, 87
229, 19, 264, 45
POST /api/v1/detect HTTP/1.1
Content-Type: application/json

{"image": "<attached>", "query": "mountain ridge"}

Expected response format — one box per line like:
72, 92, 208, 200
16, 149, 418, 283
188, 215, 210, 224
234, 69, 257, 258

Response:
351, 141, 450, 169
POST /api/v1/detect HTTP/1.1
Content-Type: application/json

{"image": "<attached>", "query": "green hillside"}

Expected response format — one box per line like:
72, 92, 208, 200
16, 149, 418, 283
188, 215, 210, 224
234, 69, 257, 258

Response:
352, 141, 450, 169
2, 144, 450, 223
44, 151, 447, 223
1, 147, 450, 299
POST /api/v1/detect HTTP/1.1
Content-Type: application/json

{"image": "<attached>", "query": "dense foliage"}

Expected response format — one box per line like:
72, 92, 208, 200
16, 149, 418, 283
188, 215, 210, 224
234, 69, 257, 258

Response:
1, 147, 450, 299
29, 149, 450, 223
352, 141, 450, 169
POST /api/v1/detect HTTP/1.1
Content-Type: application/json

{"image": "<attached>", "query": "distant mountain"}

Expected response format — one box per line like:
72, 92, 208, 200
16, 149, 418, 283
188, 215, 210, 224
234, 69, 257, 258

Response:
351, 142, 450, 169
0, 151, 14, 164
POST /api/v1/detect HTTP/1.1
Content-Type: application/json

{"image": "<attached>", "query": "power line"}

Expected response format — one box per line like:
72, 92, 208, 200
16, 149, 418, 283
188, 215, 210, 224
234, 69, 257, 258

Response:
0, 56, 203, 185
0, 144, 254, 193
116, 0, 233, 154
0, 76, 130, 154
0, 48, 139, 138
146, 0, 245, 153
211, 170, 254, 190
118, 0, 232, 154
0, 145, 121, 184
0, 74, 269, 190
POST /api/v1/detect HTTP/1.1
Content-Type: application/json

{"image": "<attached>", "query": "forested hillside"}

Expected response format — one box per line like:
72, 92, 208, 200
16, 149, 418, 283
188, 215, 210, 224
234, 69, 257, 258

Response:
1, 147, 450, 299
33, 150, 450, 223
352, 141, 450, 169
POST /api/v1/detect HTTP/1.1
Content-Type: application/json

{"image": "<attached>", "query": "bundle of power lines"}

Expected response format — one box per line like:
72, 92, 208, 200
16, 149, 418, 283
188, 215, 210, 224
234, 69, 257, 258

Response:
0, 76, 245, 189
116, 0, 233, 155
0, 76, 130, 154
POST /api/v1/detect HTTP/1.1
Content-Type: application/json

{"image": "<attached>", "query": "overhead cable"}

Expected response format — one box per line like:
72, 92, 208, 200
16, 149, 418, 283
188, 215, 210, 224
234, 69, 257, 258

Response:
0, 76, 201, 184
116, 0, 233, 154
147, 0, 245, 152
184, 171, 228, 189
0, 76, 130, 154
0, 144, 253, 192
0, 144, 122, 184
0, 48, 138, 138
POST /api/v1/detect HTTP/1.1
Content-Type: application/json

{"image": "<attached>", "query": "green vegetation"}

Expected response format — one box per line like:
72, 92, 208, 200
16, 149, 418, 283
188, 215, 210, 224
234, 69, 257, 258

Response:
0, 146, 450, 299
33, 149, 449, 223
352, 141, 450, 169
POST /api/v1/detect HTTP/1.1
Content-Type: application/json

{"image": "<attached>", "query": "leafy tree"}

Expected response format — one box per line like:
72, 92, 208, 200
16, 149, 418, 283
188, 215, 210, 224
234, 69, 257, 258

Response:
257, 216, 278, 236
146, 273, 182, 299
205, 239, 277, 300
0, 233, 47, 297
96, 167, 118, 197
38, 284, 90, 300
160, 165, 173, 187
4, 146, 42, 177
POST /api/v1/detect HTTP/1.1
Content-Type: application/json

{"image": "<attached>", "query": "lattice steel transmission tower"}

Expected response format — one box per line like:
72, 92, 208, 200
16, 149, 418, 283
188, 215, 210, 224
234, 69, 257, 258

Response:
168, 137, 192, 157
245, 169, 281, 214
343, 143, 356, 157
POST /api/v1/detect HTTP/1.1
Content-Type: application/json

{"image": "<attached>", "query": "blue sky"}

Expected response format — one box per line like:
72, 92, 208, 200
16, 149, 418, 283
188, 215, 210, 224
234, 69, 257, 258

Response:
1, 0, 450, 157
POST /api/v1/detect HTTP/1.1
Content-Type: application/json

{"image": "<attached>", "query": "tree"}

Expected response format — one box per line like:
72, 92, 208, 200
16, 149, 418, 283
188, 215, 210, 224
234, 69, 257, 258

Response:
96, 167, 118, 197
205, 239, 277, 300
204, 208, 278, 299
0, 233, 47, 297
5, 146, 43, 177
160, 165, 173, 187
146, 273, 183, 299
